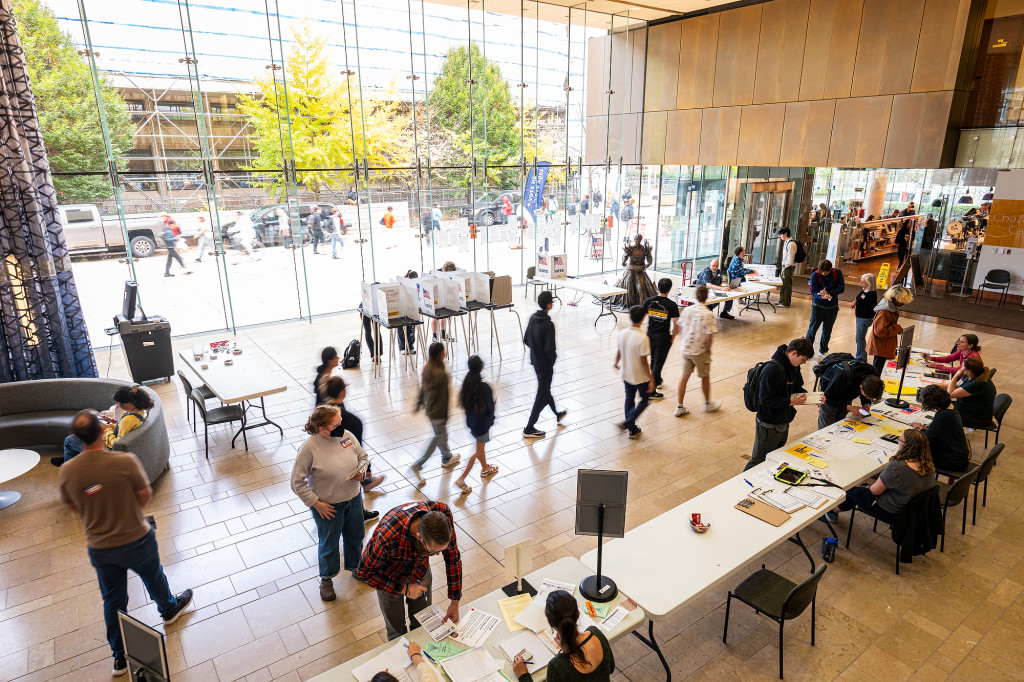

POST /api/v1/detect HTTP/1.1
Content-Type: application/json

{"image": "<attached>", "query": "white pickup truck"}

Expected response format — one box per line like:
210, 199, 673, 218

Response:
59, 204, 168, 259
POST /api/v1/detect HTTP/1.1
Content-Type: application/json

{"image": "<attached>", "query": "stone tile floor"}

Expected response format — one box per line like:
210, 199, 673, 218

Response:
1, 292, 1022, 681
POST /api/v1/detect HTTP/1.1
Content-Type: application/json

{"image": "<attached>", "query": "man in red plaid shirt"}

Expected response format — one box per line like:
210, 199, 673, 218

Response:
354, 501, 463, 640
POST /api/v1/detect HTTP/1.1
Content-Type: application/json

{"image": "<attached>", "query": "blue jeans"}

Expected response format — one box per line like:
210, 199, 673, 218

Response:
331, 233, 344, 257
63, 434, 83, 463
413, 418, 453, 468
88, 529, 179, 659
805, 304, 839, 354
854, 317, 872, 362
311, 492, 365, 578
623, 381, 650, 428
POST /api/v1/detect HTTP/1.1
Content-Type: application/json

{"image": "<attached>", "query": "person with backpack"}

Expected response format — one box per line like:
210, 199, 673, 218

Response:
746, 338, 814, 471
804, 259, 845, 356
851, 274, 877, 362
642, 278, 680, 399
816, 358, 883, 429
453, 355, 498, 494
777, 228, 799, 307
307, 206, 324, 255
523, 290, 566, 438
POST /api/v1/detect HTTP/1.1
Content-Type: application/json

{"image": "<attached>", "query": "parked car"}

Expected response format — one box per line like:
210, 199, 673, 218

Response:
59, 204, 168, 259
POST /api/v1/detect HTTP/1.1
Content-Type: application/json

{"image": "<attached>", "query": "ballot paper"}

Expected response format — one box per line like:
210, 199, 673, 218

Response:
598, 606, 629, 633
352, 638, 412, 682
440, 647, 501, 682
452, 608, 501, 647
417, 604, 458, 641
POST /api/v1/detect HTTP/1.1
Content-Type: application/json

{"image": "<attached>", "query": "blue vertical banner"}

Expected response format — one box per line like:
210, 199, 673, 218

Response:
523, 161, 551, 222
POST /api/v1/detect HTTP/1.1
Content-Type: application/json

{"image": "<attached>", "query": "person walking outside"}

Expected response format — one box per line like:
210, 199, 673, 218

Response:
748, 338, 813, 471
194, 216, 210, 262
867, 285, 913, 373
59, 410, 193, 676
805, 259, 845, 356
162, 221, 189, 278
523, 290, 566, 438
354, 501, 462, 641
777, 227, 797, 307
675, 285, 721, 416
851, 273, 877, 362
292, 404, 368, 601
643, 278, 679, 399
410, 342, 461, 480
453, 355, 498, 494
614, 306, 654, 439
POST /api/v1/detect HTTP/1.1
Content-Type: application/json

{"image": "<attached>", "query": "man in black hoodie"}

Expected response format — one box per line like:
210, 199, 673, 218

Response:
523, 290, 566, 438
747, 337, 814, 472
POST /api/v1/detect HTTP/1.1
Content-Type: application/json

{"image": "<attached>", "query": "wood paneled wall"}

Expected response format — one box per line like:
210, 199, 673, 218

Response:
585, 0, 981, 168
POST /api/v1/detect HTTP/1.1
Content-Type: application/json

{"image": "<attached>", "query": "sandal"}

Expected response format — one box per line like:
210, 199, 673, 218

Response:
480, 466, 499, 477
455, 481, 472, 495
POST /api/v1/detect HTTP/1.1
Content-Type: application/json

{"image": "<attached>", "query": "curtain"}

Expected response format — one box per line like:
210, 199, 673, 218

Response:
0, 1, 96, 382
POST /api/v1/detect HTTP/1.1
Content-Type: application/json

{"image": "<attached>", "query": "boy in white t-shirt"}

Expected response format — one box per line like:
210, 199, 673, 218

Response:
676, 285, 721, 416
613, 306, 655, 439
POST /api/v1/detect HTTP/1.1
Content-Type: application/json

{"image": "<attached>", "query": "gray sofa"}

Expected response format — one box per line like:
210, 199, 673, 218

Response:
0, 378, 170, 482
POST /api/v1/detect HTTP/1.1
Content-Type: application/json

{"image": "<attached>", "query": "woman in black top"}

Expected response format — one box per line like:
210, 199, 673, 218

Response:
850, 273, 877, 362
914, 385, 970, 473
513, 590, 614, 682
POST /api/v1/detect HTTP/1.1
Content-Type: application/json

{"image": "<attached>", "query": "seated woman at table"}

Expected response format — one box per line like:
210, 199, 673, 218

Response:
371, 641, 440, 682
513, 590, 614, 682
923, 334, 982, 374
949, 357, 997, 429
833, 429, 935, 526
914, 385, 970, 473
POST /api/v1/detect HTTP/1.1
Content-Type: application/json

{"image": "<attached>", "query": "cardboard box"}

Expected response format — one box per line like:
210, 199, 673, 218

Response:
376, 285, 400, 321
537, 253, 566, 279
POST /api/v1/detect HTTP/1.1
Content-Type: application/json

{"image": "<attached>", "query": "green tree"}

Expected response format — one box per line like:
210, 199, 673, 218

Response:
428, 42, 520, 187
237, 20, 410, 200
13, 0, 133, 202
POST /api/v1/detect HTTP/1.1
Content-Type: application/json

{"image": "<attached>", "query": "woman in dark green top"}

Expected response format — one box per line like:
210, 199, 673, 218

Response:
949, 357, 996, 429
513, 591, 614, 682
915, 385, 970, 473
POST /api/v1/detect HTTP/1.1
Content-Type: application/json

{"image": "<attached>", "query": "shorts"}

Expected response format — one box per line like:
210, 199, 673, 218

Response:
682, 351, 711, 378
474, 431, 490, 444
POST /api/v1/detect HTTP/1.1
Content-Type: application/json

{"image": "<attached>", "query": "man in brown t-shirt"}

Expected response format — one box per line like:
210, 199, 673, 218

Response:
59, 410, 192, 676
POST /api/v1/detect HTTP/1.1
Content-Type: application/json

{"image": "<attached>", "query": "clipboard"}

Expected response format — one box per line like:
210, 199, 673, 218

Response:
735, 498, 791, 526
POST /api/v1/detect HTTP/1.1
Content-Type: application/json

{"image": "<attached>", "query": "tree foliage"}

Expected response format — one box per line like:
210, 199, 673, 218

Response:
13, 0, 133, 203
237, 20, 411, 200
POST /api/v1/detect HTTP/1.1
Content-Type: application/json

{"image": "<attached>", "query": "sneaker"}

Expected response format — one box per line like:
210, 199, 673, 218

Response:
363, 509, 379, 523
362, 474, 385, 492
824, 511, 839, 523
675, 405, 689, 417
649, 392, 665, 401
704, 400, 721, 413
320, 578, 337, 602
162, 589, 193, 625
50, 456, 64, 467
523, 427, 546, 439
628, 426, 642, 439
556, 410, 567, 423
441, 454, 461, 469
112, 655, 128, 676
719, 311, 734, 320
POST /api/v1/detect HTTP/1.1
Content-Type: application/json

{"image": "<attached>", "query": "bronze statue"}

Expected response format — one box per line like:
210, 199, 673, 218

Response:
611, 233, 657, 308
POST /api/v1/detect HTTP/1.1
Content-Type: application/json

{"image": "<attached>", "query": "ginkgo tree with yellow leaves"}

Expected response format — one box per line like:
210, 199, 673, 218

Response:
237, 19, 411, 200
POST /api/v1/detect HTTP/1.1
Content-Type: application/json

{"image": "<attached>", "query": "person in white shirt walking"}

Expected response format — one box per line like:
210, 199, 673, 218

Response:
778, 227, 797, 307
675, 285, 721, 416
613, 306, 655, 439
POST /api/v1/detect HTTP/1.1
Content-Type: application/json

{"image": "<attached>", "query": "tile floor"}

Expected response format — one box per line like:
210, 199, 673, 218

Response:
1, 291, 1023, 682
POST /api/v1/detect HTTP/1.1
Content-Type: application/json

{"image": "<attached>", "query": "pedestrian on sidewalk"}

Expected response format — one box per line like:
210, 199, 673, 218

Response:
642, 277, 680, 399
410, 342, 461, 480
675, 285, 721, 416
614, 305, 654, 439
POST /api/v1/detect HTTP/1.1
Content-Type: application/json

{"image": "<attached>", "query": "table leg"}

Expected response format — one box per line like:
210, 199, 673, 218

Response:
631, 620, 671, 681
787, 532, 816, 573
0, 491, 22, 510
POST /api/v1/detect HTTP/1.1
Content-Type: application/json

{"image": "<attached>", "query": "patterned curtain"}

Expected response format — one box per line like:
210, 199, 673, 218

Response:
0, 1, 96, 382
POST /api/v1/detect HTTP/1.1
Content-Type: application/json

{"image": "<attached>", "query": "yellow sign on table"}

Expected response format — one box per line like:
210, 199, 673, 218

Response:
877, 262, 891, 289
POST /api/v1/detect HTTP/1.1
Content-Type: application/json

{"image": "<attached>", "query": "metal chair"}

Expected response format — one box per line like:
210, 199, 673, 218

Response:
525, 266, 544, 301
176, 370, 216, 431
188, 388, 246, 458
723, 563, 827, 679
936, 468, 980, 551
978, 393, 1011, 448
974, 269, 1011, 306
969, 443, 1004, 525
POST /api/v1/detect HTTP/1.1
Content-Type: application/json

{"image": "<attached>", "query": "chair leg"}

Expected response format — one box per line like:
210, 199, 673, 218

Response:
845, 508, 856, 549
722, 592, 732, 643
778, 620, 785, 680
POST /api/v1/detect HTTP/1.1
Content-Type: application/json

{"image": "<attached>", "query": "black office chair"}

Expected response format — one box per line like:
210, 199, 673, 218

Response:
936, 468, 980, 551
723, 563, 827, 679
845, 485, 940, 574
979, 394, 1011, 448
189, 388, 246, 458
974, 269, 1011, 306
969, 443, 1003, 525
177, 370, 216, 431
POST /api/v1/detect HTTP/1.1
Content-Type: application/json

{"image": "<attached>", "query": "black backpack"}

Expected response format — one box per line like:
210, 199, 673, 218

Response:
743, 359, 782, 412
341, 339, 360, 369
793, 239, 807, 264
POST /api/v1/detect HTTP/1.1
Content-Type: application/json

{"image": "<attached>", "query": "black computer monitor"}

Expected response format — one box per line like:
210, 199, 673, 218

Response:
122, 281, 139, 321
117, 610, 169, 682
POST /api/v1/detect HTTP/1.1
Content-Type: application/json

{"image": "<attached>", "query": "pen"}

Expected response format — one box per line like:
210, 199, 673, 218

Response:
743, 479, 753, 487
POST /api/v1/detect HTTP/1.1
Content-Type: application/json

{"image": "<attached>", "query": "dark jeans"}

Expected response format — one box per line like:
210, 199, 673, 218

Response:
165, 248, 184, 274
526, 365, 557, 429
747, 420, 789, 471
397, 326, 416, 352
838, 485, 895, 526
805, 304, 839, 353
623, 381, 650, 428
362, 314, 379, 359
377, 562, 432, 640
872, 355, 888, 373
779, 266, 795, 305
311, 493, 364, 578
648, 333, 671, 387
88, 529, 179, 659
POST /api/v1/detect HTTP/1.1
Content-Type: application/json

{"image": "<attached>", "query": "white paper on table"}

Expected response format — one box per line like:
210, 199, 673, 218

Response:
598, 606, 629, 633
440, 647, 500, 682
352, 638, 412, 682
416, 604, 457, 642
452, 608, 500, 647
